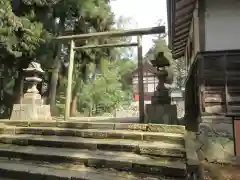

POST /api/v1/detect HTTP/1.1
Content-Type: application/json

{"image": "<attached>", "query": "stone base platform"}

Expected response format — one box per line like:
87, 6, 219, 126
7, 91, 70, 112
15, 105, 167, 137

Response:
10, 104, 52, 121
145, 104, 177, 124
196, 116, 235, 163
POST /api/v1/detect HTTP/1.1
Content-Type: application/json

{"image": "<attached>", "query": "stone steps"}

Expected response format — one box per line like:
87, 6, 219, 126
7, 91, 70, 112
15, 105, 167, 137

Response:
0, 143, 186, 177
0, 121, 192, 179
0, 158, 185, 180
0, 120, 186, 134
0, 126, 185, 144
0, 134, 185, 158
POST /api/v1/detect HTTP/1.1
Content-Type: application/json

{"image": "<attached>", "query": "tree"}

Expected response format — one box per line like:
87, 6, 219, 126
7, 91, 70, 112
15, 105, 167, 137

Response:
63, 59, 136, 117
144, 33, 186, 88
0, 0, 118, 117
144, 37, 174, 84
0, 0, 55, 115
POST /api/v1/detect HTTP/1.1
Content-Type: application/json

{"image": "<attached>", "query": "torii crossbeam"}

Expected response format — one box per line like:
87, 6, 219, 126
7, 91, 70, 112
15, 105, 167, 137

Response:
55, 26, 165, 123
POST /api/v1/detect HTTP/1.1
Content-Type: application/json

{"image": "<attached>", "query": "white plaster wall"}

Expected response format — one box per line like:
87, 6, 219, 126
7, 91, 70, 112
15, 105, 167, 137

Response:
205, 0, 240, 51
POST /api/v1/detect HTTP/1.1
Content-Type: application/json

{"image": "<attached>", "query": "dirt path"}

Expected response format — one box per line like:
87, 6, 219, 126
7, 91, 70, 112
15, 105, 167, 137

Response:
202, 162, 240, 180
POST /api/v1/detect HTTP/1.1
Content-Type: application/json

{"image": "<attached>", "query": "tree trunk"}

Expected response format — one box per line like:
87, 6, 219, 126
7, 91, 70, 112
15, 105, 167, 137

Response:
70, 79, 81, 116
48, 17, 65, 116
70, 97, 77, 117
48, 61, 60, 116
13, 72, 23, 104
48, 44, 61, 116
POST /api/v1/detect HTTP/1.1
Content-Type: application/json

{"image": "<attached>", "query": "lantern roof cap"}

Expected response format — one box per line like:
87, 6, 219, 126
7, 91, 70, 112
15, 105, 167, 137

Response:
150, 52, 170, 67
23, 61, 44, 73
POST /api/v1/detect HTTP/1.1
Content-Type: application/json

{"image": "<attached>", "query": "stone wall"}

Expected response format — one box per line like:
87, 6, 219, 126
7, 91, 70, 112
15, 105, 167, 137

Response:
195, 116, 234, 163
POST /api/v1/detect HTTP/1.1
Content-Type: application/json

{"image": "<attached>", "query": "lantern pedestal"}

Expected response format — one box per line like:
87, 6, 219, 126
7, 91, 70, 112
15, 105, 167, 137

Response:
10, 61, 52, 121
145, 52, 178, 124
146, 104, 177, 124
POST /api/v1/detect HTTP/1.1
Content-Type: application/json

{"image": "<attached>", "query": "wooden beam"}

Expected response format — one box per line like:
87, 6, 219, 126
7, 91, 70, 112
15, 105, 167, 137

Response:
174, 38, 187, 46
74, 42, 138, 50
175, 21, 191, 32
175, 28, 189, 36
176, 0, 195, 10
173, 53, 184, 59
174, 34, 189, 43
137, 36, 145, 123
176, 4, 194, 18
173, 47, 185, 56
55, 26, 165, 41
173, 43, 187, 51
64, 40, 75, 121
175, 15, 192, 26
173, 49, 185, 57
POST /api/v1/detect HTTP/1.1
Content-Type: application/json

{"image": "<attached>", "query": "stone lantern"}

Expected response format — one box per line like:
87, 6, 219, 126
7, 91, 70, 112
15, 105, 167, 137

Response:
150, 52, 171, 105
22, 61, 44, 104
10, 60, 52, 121
145, 52, 177, 125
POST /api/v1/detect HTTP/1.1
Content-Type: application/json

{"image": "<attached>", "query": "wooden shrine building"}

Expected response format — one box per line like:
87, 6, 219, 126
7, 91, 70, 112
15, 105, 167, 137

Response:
167, 0, 240, 162
131, 61, 159, 104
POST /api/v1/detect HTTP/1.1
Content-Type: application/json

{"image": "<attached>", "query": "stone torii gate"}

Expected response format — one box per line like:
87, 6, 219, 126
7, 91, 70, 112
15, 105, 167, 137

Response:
55, 26, 165, 122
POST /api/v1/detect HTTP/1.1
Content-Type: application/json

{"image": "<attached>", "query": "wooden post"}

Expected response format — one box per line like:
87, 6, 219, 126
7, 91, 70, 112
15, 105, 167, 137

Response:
137, 36, 145, 123
64, 40, 75, 121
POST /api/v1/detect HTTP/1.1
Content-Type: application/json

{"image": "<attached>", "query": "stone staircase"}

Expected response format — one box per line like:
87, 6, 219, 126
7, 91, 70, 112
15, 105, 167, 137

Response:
0, 120, 200, 180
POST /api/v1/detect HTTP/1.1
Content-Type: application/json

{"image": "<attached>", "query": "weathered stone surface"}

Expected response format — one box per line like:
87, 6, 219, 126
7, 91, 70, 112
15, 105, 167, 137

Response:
197, 135, 234, 163
142, 132, 184, 144
0, 135, 185, 157
0, 120, 190, 179
0, 121, 186, 135
0, 121, 29, 127
10, 104, 52, 121
57, 122, 115, 130
29, 121, 57, 127
114, 123, 148, 131
196, 117, 235, 163
139, 143, 185, 157
147, 124, 185, 134
0, 143, 186, 177
0, 158, 170, 180
184, 131, 200, 178
146, 104, 178, 125
0, 126, 185, 145
0, 158, 186, 180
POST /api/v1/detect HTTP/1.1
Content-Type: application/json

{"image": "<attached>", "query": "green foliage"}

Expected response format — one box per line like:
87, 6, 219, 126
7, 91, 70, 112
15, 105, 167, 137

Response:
145, 36, 186, 87
77, 60, 136, 116
144, 37, 175, 84
0, 0, 137, 117
0, 0, 46, 61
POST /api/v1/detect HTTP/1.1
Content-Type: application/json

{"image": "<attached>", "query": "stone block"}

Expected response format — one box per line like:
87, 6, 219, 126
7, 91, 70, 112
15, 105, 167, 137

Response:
55, 129, 76, 136
21, 93, 43, 104
146, 104, 177, 125
196, 120, 235, 163
10, 104, 52, 121
2, 121, 29, 127
139, 144, 185, 157
197, 135, 234, 163
29, 121, 56, 127
114, 123, 147, 131
142, 133, 184, 144
147, 124, 186, 134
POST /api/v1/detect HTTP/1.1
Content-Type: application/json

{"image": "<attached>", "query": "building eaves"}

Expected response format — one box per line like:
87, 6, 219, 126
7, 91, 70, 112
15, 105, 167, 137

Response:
167, 0, 196, 59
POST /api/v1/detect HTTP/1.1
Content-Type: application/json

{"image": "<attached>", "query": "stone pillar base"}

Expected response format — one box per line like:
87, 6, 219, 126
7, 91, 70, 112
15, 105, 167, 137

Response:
145, 104, 177, 124
196, 116, 234, 163
10, 91, 52, 121
10, 104, 52, 121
